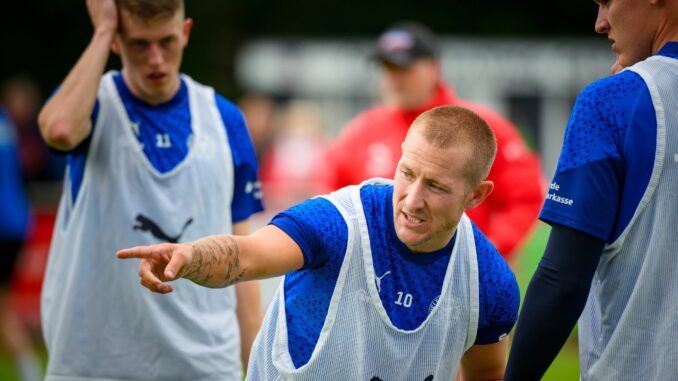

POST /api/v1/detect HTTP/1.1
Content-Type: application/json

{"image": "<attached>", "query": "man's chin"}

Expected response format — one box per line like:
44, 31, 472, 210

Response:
138, 84, 174, 103
397, 234, 428, 252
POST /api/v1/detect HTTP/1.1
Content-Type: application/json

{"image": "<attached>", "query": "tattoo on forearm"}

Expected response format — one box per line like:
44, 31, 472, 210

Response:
183, 236, 246, 287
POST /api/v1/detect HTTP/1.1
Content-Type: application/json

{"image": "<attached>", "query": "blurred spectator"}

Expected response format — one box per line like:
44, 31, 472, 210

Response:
325, 21, 545, 262
260, 100, 333, 214
0, 108, 43, 381
1, 75, 65, 182
239, 93, 277, 163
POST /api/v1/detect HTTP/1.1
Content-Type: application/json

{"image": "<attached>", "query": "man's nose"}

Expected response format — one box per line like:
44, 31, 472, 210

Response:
148, 44, 164, 66
594, 6, 610, 35
384, 66, 406, 85
404, 181, 426, 210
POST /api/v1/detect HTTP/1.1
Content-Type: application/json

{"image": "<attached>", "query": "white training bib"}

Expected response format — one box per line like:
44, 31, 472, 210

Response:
578, 56, 678, 381
247, 179, 479, 380
41, 72, 242, 381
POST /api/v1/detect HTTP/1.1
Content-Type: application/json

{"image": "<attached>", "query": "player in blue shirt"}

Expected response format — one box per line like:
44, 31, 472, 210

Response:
119, 106, 519, 380
0, 110, 31, 287
505, 1, 678, 380
0, 109, 42, 381
38, 0, 263, 380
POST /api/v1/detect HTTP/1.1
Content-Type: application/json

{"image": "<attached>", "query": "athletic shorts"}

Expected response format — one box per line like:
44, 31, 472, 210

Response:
0, 240, 23, 284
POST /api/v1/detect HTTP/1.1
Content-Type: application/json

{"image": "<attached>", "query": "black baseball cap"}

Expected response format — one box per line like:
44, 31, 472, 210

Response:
373, 21, 440, 68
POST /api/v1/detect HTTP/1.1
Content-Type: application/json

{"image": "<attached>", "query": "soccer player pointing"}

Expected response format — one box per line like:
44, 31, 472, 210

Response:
120, 106, 519, 381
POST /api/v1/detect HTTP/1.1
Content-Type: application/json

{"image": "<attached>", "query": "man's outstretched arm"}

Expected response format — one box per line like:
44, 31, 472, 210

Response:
504, 224, 605, 380
117, 224, 304, 293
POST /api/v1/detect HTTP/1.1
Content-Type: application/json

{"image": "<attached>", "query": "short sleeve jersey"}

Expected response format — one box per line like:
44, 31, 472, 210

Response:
63, 72, 263, 222
271, 184, 519, 368
540, 43, 678, 241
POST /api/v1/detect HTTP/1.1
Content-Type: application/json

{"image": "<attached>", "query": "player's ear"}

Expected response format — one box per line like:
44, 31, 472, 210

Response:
464, 180, 494, 210
111, 37, 121, 56
181, 18, 193, 47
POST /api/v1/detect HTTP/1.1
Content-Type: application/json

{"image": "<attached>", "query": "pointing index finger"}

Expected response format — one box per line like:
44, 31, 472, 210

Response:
116, 244, 167, 259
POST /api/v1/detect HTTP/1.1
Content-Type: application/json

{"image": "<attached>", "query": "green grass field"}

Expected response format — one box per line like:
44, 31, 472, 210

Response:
0, 358, 19, 381
0, 348, 47, 381
0, 222, 579, 380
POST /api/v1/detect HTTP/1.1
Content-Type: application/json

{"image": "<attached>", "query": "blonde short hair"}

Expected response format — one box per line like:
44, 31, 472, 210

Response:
408, 105, 497, 185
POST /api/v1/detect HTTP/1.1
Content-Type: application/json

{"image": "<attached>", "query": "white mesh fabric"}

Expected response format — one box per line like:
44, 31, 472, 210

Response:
247, 179, 479, 380
578, 56, 678, 381
41, 72, 241, 381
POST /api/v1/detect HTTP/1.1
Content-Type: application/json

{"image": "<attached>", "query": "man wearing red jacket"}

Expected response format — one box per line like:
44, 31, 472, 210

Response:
326, 21, 544, 261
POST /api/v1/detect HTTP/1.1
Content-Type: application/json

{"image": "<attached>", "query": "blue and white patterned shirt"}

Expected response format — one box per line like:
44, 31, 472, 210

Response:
63, 72, 263, 221
272, 184, 519, 368
540, 43, 678, 241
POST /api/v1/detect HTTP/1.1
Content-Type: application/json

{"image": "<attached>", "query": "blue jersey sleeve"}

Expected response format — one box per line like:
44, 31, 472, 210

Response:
474, 223, 520, 344
269, 196, 348, 269
540, 71, 655, 242
65, 98, 99, 204
45, 84, 96, 204
215, 94, 264, 222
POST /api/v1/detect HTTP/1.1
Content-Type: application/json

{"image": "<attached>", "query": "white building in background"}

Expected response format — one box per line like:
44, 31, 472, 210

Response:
236, 37, 614, 176
236, 37, 615, 309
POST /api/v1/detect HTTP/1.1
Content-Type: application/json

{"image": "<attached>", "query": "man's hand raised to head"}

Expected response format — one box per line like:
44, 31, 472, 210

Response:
87, 0, 119, 35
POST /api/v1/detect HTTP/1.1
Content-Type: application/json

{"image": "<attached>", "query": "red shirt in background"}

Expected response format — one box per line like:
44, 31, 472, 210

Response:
326, 83, 544, 260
